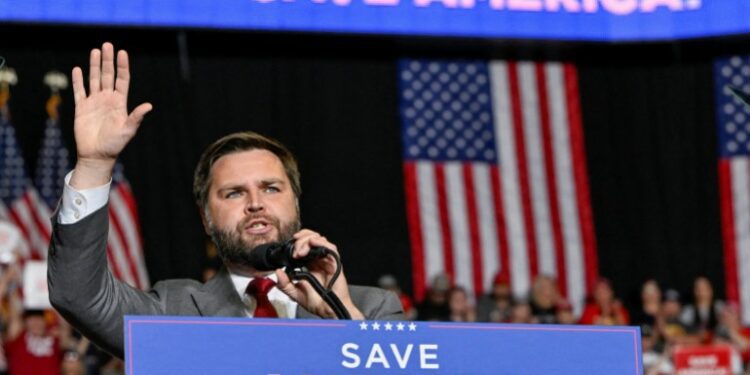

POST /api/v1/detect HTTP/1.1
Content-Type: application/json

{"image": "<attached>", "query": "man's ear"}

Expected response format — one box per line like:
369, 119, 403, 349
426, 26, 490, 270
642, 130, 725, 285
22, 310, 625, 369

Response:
199, 206, 210, 235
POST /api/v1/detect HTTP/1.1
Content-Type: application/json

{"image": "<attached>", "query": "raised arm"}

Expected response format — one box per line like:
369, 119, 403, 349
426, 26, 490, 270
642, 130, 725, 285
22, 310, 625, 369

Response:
49, 43, 160, 358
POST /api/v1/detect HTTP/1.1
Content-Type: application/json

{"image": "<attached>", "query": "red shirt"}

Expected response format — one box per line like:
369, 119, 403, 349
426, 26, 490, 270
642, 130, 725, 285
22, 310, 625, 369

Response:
4, 331, 61, 375
578, 303, 630, 325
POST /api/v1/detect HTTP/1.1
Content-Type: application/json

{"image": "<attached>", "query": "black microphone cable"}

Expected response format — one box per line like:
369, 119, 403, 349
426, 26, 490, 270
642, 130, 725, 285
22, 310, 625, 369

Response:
281, 242, 351, 320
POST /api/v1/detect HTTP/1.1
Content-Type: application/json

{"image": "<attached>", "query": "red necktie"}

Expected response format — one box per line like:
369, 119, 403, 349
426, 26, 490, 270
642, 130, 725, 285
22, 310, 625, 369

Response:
246, 277, 278, 318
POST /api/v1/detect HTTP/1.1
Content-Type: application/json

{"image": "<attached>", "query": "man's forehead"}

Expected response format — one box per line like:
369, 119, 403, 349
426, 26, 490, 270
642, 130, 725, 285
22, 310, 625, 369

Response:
213, 149, 284, 170
210, 149, 289, 184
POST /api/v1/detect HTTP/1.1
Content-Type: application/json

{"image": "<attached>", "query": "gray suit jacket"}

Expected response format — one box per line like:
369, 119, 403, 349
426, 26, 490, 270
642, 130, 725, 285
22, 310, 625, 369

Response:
48, 205, 404, 358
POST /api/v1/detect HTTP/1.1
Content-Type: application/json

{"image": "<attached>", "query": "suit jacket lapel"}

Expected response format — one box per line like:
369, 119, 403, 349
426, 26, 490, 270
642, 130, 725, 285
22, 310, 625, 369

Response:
192, 267, 325, 320
191, 268, 247, 317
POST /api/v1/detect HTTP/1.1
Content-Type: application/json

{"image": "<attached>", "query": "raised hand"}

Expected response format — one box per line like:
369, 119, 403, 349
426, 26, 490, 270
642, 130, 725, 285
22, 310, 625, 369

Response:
69, 42, 152, 189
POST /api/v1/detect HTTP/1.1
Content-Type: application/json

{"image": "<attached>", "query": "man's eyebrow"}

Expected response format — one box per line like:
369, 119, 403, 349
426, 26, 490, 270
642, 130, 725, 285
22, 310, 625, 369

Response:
216, 184, 245, 193
260, 178, 286, 185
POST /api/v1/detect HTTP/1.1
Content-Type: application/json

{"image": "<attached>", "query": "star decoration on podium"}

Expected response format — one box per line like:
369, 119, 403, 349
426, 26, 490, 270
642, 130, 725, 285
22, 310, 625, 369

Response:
357, 321, 416, 332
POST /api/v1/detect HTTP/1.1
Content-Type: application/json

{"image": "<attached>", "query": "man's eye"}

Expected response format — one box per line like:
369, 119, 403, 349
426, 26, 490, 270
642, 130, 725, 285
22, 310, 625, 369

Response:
225, 191, 241, 198
264, 186, 280, 193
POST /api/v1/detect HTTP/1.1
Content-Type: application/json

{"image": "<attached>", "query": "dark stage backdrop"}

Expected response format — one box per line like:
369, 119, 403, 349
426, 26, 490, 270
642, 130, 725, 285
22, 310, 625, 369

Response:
4, 25, 750, 311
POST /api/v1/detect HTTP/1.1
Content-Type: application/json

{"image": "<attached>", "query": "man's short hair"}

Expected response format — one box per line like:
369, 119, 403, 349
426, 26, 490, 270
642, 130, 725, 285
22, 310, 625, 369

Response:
193, 131, 301, 210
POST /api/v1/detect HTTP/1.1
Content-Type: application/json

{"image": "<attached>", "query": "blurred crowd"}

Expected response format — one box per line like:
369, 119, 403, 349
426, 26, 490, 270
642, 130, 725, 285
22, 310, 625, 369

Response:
378, 272, 750, 375
0, 265, 123, 375
2, 256, 747, 374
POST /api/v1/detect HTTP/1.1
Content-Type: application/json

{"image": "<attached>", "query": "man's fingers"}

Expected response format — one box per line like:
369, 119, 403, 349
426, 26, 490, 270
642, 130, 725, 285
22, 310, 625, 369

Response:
71, 67, 86, 105
275, 269, 292, 289
127, 102, 153, 129
100, 42, 115, 91
88, 48, 101, 93
115, 50, 130, 97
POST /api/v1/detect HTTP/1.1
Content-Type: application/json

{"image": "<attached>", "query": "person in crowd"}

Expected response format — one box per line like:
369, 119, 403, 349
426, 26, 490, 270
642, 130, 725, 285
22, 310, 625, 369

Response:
378, 274, 416, 320
4, 306, 63, 375
416, 273, 451, 321
60, 350, 85, 375
555, 299, 576, 325
631, 279, 663, 340
529, 275, 560, 324
509, 299, 536, 324
447, 286, 476, 322
476, 272, 514, 323
714, 301, 750, 369
681, 276, 724, 340
578, 278, 629, 326
658, 288, 699, 346
47, 42, 404, 359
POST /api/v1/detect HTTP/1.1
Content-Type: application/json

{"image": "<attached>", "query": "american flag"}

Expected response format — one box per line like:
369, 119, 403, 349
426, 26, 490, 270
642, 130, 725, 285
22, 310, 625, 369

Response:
33, 94, 149, 289
716, 55, 750, 325
0, 103, 52, 260
106, 163, 149, 289
399, 60, 598, 314
34, 96, 70, 209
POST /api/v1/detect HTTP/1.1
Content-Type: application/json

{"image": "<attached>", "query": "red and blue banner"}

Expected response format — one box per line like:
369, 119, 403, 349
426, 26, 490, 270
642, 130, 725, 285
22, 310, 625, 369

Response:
0, 0, 748, 41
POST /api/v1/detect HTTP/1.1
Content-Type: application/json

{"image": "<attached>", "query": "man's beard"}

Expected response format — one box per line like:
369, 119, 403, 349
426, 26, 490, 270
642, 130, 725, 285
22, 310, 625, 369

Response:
208, 214, 301, 269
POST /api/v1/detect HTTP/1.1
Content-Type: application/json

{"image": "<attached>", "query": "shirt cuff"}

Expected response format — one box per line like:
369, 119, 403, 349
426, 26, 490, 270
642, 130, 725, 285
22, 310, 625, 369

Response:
58, 171, 112, 224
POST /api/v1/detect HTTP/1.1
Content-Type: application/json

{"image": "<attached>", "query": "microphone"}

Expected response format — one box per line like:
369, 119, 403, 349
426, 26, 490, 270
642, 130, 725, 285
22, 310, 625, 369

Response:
248, 241, 330, 271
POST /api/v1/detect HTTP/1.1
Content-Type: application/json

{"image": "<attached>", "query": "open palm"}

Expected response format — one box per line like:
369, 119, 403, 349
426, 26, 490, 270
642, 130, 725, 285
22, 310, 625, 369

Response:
71, 43, 151, 176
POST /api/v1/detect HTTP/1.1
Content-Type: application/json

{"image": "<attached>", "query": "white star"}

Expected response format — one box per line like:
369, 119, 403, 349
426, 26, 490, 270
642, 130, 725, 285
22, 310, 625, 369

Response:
359, 322, 368, 330
385, 322, 393, 331
372, 322, 381, 331
397, 323, 405, 331
408, 323, 417, 331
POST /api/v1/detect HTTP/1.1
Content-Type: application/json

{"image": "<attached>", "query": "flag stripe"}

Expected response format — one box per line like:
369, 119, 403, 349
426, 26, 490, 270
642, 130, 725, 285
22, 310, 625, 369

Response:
111, 186, 149, 288
417, 162, 444, 286
118, 182, 146, 246
445, 163, 473, 295
733, 158, 750, 323
564, 63, 599, 293
474, 164, 500, 292
520, 62, 556, 278
492, 61, 531, 298
403, 162, 427, 300
0, 204, 31, 258
509, 62, 540, 281
108, 239, 134, 286
23, 191, 51, 258
742, 159, 750, 324
109, 205, 141, 289
462, 164, 485, 295
547, 62, 586, 313
720, 160, 740, 309
490, 166, 511, 283
7, 205, 36, 258
434, 164, 456, 279
537, 63, 568, 296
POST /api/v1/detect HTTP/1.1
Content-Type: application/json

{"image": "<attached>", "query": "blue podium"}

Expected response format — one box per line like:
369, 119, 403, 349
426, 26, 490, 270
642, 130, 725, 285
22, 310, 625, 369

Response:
125, 316, 643, 374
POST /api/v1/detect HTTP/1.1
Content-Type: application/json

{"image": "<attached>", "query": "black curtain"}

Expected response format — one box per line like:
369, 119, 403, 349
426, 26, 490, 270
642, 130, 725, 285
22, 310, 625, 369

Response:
5, 24, 750, 310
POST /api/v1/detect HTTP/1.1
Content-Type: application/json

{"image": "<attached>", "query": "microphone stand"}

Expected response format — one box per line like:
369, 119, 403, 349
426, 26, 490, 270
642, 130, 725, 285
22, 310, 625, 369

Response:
285, 250, 351, 320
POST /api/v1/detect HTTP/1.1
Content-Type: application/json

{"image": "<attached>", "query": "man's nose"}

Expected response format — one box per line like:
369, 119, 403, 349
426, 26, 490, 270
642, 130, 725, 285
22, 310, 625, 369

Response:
245, 191, 264, 213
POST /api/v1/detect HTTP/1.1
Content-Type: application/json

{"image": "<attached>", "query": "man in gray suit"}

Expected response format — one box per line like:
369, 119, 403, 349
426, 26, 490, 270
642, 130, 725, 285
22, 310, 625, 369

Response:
47, 42, 404, 359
